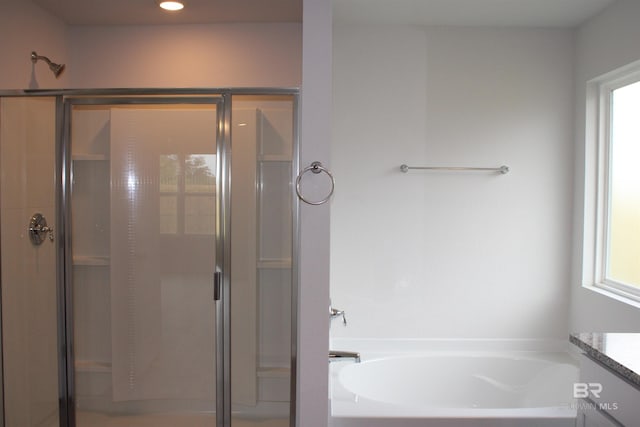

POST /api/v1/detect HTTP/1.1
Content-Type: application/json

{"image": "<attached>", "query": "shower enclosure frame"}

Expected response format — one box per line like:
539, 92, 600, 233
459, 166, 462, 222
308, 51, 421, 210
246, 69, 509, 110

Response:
0, 87, 300, 427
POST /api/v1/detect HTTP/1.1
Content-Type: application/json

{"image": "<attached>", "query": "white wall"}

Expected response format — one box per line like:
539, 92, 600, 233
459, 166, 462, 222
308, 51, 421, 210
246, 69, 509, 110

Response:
331, 25, 575, 339
570, 0, 640, 332
297, 0, 332, 424
0, 0, 70, 89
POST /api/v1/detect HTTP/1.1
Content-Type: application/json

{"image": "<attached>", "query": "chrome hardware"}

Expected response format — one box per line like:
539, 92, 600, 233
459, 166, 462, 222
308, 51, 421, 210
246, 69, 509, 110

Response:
295, 161, 335, 205
400, 164, 509, 174
30, 51, 65, 78
213, 271, 222, 301
329, 350, 361, 363
330, 305, 347, 326
29, 213, 54, 245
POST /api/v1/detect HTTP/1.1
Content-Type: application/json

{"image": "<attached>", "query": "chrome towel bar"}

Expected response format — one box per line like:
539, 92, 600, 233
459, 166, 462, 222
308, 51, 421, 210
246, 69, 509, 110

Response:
400, 164, 509, 174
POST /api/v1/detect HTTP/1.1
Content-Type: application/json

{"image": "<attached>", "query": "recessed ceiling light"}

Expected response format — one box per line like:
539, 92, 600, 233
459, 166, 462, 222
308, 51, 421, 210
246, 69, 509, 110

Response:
158, 1, 185, 11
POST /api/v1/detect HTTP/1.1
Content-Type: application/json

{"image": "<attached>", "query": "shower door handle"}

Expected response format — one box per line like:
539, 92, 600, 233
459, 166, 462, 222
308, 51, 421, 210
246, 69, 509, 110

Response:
213, 271, 222, 301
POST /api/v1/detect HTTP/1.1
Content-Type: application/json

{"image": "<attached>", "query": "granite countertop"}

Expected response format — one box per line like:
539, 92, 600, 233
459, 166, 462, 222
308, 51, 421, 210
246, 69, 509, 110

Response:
570, 332, 640, 388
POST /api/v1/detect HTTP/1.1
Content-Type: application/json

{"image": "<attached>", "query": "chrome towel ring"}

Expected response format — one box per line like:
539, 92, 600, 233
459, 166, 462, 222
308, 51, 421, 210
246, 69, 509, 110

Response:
295, 161, 335, 205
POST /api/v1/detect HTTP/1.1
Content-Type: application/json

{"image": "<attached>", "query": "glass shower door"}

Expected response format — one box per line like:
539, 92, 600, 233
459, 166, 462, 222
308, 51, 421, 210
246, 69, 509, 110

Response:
67, 100, 221, 427
0, 90, 298, 427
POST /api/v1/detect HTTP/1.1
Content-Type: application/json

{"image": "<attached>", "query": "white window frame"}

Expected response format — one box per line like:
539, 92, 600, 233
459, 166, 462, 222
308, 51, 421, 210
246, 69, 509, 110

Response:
583, 60, 640, 307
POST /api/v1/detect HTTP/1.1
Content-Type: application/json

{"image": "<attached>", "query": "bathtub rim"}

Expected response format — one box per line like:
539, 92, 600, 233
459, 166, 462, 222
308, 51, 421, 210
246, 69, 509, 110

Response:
330, 337, 576, 354
329, 338, 580, 420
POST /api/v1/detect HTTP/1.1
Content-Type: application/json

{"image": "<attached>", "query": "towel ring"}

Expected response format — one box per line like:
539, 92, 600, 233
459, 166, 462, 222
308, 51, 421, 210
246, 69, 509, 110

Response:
295, 161, 335, 205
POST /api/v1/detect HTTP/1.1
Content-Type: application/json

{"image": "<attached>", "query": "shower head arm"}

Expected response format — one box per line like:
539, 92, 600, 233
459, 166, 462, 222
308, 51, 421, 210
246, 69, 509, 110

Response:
31, 51, 54, 66
30, 51, 65, 78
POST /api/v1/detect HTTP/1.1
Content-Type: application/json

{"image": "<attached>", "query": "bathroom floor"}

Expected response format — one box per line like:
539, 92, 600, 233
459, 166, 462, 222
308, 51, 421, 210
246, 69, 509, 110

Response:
76, 411, 288, 427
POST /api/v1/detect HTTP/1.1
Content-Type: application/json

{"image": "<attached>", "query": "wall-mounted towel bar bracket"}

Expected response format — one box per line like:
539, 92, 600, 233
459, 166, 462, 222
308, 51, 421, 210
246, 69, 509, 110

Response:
400, 164, 509, 174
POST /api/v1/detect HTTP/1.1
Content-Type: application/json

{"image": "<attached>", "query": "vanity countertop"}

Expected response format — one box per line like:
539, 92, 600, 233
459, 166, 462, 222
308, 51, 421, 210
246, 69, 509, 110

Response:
570, 332, 640, 389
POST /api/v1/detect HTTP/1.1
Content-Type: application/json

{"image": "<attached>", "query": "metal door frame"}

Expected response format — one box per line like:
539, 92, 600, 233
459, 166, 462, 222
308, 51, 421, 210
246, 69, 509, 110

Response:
0, 88, 299, 427
60, 93, 228, 427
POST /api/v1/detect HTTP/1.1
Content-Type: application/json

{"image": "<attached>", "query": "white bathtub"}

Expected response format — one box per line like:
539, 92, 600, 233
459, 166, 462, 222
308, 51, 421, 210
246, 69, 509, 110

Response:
330, 339, 580, 427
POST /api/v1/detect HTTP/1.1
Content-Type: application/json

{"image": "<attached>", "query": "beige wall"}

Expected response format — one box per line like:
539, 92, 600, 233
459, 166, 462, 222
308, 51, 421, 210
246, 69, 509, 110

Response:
0, 1, 301, 90
1, 97, 59, 427
0, 0, 70, 89
68, 23, 301, 88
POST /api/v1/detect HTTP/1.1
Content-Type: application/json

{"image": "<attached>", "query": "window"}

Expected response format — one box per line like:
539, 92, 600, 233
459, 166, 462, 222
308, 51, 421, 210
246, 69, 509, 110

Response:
584, 61, 640, 305
160, 154, 216, 235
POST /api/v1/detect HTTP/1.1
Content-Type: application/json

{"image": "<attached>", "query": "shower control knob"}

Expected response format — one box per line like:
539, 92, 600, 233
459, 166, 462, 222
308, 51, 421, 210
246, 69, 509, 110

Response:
41, 226, 54, 241
28, 213, 54, 245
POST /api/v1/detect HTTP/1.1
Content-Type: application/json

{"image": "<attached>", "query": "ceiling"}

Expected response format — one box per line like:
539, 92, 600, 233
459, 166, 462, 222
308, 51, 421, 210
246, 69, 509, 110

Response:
31, 0, 616, 27
31, 0, 302, 25
334, 0, 617, 28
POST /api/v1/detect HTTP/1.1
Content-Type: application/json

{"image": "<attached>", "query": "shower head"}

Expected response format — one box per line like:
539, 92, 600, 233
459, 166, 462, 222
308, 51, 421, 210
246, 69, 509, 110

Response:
31, 51, 65, 78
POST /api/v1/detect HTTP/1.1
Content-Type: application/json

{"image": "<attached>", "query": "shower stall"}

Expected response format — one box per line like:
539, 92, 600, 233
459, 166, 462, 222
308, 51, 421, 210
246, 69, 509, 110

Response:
0, 89, 299, 427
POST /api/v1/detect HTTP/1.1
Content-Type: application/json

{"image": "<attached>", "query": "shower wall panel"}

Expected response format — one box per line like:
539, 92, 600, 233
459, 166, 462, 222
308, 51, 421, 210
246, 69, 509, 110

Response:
0, 97, 59, 427
331, 25, 574, 340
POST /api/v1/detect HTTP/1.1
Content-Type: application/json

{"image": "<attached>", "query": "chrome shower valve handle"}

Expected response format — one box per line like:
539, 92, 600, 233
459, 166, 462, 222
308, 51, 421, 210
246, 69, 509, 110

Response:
29, 213, 54, 245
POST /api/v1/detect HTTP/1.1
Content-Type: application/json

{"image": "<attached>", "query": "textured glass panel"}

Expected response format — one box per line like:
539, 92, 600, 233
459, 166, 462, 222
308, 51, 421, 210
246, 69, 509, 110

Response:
259, 161, 292, 261
259, 108, 293, 157
230, 95, 294, 426
72, 159, 110, 256
185, 154, 216, 193
185, 195, 215, 235
160, 154, 180, 193
160, 195, 178, 234
72, 103, 218, 426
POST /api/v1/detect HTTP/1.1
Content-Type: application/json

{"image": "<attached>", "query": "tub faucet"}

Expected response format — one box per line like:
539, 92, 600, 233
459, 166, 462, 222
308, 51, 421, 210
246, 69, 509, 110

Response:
329, 350, 361, 363
330, 305, 347, 326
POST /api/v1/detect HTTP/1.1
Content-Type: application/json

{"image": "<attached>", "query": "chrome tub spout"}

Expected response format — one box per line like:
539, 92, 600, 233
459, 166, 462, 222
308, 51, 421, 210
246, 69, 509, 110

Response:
329, 350, 361, 363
